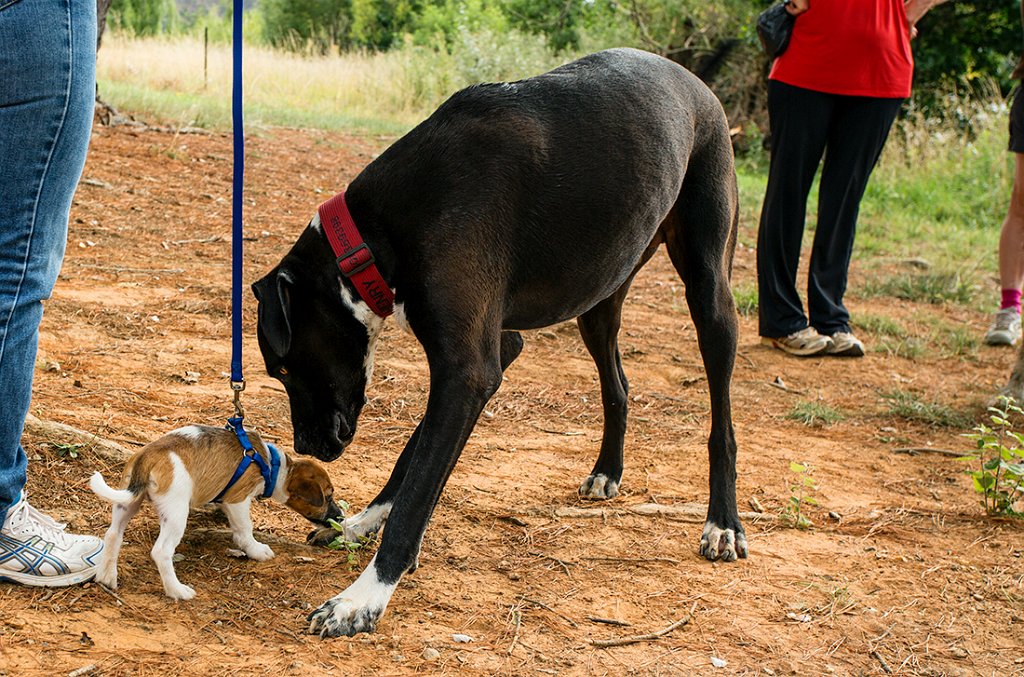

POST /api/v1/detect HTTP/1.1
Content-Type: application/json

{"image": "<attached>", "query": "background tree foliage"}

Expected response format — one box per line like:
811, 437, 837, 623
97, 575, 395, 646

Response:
104, 0, 1022, 122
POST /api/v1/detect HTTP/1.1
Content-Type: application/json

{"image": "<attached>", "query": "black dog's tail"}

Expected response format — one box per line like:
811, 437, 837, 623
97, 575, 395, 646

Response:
695, 39, 739, 84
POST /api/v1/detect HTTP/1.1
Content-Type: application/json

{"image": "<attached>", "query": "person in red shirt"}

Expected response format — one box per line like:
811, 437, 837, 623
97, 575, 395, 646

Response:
984, 4, 1024, 348
757, 0, 945, 357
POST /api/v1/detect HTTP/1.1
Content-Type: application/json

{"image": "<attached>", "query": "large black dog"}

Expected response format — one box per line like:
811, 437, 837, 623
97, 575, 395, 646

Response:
253, 48, 742, 638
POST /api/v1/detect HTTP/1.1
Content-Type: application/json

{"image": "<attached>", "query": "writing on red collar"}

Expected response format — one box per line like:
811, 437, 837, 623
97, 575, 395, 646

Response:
318, 192, 394, 318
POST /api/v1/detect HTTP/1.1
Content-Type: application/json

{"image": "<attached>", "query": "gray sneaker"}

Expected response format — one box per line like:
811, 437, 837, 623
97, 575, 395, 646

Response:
0, 495, 102, 587
825, 331, 865, 357
985, 308, 1022, 346
761, 327, 833, 356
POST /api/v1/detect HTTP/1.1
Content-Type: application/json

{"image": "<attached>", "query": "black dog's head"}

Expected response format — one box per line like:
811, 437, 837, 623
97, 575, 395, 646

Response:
252, 226, 380, 462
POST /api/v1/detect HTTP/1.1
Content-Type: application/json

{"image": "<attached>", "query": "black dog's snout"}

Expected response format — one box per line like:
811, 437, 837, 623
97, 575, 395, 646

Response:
334, 411, 354, 443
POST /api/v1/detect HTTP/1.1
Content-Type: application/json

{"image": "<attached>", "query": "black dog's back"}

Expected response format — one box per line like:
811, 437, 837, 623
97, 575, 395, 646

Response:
350, 48, 733, 329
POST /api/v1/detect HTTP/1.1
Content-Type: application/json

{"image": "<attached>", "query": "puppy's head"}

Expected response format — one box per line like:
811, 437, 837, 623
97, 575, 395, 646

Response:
283, 458, 345, 526
253, 225, 378, 462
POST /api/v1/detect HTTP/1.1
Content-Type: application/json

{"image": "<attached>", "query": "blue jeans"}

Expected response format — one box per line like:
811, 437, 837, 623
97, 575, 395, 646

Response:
0, 0, 96, 523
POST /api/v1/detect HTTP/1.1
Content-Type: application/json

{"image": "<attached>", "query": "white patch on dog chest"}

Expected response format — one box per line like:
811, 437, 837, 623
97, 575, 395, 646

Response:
308, 213, 322, 233
393, 303, 413, 336
338, 280, 386, 384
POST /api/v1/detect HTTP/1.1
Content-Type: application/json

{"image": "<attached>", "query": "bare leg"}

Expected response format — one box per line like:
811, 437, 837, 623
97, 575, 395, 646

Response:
999, 153, 1024, 291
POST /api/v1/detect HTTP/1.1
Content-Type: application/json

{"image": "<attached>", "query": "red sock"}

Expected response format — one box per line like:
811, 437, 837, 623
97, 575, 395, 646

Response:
1001, 288, 1022, 312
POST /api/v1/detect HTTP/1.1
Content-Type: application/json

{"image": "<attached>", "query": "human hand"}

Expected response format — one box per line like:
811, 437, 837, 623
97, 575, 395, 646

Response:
904, 0, 949, 37
785, 0, 809, 16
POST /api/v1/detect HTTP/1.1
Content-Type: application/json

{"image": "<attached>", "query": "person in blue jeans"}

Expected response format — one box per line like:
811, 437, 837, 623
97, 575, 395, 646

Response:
0, 0, 104, 585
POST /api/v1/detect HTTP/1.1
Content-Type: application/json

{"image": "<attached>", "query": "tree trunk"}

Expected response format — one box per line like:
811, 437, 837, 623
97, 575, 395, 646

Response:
96, 0, 113, 50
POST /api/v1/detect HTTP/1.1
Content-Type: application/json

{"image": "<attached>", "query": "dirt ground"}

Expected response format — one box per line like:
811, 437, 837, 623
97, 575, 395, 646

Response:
1, 123, 1022, 676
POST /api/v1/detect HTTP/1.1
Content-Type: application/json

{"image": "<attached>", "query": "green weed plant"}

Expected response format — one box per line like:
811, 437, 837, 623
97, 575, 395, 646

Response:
961, 397, 1024, 518
783, 461, 817, 529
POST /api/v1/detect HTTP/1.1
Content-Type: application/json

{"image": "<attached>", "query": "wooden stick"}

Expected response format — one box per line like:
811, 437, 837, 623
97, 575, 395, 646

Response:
581, 555, 680, 565
871, 650, 893, 675
521, 596, 578, 627
589, 601, 698, 648
537, 503, 777, 524
507, 608, 522, 656
587, 616, 631, 627
23, 414, 131, 463
528, 551, 574, 577
892, 447, 962, 458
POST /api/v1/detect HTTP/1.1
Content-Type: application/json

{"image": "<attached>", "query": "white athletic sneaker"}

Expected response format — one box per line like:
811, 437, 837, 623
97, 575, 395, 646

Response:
0, 495, 102, 587
985, 308, 1022, 346
825, 331, 865, 357
761, 326, 833, 357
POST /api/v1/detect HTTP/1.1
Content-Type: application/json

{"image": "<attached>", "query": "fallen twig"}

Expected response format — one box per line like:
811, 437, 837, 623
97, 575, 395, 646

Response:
23, 414, 130, 463
581, 555, 680, 565
533, 503, 776, 524
892, 447, 962, 458
871, 650, 893, 674
589, 601, 698, 648
507, 608, 522, 656
68, 665, 97, 677
587, 616, 631, 627
521, 596, 578, 627
528, 550, 574, 577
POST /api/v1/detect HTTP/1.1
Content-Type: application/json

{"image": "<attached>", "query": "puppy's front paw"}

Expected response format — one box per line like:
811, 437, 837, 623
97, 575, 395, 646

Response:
578, 473, 620, 500
245, 543, 275, 561
307, 525, 337, 548
699, 520, 748, 562
307, 595, 383, 638
165, 583, 197, 601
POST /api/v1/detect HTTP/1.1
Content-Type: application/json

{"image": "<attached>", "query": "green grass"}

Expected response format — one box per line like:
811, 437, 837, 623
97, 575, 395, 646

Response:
853, 313, 907, 338
732, 283, 758, 317
881, 389, 972, 428
96, 32, 571, 135
786, 401, 844, 427
935, 323, 980, 358
861, 270, 977, 306
873, 336, 926, 360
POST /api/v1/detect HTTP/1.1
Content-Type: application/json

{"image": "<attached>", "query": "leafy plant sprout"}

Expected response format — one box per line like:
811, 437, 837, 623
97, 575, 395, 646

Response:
783, 461, 817, 529
961, 396, 1024, 518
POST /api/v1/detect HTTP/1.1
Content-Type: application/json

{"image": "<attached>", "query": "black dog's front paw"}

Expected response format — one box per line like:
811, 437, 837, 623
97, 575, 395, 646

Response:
307, 596, 382, 638
578, 473, 620, 500
699, 519, 747, 562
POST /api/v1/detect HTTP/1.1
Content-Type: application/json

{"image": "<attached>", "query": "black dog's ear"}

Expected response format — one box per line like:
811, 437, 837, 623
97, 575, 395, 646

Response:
252, 270, 293, 357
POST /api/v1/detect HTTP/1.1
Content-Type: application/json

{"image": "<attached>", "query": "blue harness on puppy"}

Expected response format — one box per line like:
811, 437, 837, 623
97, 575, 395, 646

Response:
212, 418, 281, 503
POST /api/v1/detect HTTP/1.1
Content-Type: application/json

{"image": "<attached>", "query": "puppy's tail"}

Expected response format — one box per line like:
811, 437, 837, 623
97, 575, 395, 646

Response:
90, 472, 138, 504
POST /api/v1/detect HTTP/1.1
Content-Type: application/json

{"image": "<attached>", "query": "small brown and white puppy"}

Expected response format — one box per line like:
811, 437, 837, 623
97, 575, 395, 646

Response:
90, 424, 343, 600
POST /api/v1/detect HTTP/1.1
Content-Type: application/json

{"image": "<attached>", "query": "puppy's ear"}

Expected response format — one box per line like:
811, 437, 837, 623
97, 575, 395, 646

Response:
253, 269, 293, 357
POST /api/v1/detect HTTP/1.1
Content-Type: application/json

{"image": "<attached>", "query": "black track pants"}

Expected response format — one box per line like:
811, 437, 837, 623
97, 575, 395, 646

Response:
757, 80, 903, 338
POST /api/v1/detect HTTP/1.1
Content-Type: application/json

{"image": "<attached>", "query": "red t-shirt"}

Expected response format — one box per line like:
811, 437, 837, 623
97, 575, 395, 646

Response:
769, 0, 914, 98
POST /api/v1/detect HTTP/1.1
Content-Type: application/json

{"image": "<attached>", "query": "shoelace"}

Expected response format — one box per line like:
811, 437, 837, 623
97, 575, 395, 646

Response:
3, 499, 70, 548
995, 312, 1020, 331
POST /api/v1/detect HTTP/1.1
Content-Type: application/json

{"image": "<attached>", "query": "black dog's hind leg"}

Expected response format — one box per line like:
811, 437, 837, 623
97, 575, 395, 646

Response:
577, 293, 628, 499
664, 135, 745, 562
576, 246, 656, 499
311, 331, 524, 548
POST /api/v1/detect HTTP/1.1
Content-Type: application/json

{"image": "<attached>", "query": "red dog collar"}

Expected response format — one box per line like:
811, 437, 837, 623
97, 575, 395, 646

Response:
318, 192, 394, 318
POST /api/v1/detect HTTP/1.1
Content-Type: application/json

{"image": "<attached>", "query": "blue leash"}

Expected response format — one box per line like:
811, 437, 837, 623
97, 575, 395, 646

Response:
230, 0, 244, 404
214, 0, 280, 503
